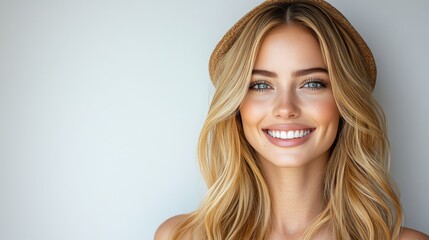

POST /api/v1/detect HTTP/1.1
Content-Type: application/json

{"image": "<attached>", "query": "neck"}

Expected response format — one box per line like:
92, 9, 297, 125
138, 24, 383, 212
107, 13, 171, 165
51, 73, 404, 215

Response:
258, 155, 328, 238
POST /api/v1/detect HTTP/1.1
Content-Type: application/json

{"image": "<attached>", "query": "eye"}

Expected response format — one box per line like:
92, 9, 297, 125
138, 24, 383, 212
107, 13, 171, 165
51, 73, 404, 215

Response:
302, 79, 327, 90
249, 81, 272, 92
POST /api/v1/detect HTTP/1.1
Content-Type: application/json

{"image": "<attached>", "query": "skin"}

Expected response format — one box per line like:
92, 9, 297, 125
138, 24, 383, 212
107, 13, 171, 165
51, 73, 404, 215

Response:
239, 24, 339, 239
238, 23, 336, 239
155, 24, 429, 240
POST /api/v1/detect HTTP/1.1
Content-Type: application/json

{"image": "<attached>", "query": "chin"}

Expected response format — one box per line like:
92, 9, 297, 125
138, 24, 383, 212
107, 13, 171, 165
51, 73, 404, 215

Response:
257, 152, 330, 169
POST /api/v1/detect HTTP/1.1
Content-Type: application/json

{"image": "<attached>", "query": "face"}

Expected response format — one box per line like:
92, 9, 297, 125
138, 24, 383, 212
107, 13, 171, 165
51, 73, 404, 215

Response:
240, 24, 340, 168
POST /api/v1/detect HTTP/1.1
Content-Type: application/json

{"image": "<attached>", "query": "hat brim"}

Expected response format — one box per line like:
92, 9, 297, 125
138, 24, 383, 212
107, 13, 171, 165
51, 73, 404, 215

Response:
208, 0, 376, 88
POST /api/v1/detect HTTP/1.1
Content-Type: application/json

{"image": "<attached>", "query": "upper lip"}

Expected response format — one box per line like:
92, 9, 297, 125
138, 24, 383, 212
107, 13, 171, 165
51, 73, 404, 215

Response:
263, 123, 315, 131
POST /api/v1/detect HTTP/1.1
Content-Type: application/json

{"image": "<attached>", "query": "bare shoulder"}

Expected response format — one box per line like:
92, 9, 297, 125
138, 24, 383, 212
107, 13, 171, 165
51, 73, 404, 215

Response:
400, 227, 429, 240
154, 214, 188, 240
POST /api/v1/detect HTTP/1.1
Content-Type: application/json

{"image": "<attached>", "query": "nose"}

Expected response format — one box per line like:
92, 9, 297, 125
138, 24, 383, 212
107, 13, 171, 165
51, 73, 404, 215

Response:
272, 89, 300, 119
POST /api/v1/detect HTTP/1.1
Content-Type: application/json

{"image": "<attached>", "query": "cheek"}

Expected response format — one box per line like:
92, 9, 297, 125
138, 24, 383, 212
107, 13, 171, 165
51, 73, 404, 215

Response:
304, 94, 340, 125
239, 96, 271, 145
310, 98, 340, 151
240, 96, 269, 128
320, 102, 339, 125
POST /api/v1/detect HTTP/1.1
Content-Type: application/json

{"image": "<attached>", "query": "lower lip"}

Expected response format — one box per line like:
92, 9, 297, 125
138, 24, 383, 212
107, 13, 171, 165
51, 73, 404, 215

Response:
263, 130, 314, 147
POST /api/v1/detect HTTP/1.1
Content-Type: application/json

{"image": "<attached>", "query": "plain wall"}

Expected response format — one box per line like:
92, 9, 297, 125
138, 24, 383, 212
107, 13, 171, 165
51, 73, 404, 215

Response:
0, 0, 427, 239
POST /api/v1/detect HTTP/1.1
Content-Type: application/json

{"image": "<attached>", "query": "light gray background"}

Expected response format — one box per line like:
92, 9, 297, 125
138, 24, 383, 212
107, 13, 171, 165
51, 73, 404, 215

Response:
0, 0, 427, 239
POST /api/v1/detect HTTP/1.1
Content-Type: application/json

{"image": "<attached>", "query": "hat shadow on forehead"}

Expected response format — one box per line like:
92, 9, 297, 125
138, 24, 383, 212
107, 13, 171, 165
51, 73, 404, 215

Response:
208, 0, 376, 88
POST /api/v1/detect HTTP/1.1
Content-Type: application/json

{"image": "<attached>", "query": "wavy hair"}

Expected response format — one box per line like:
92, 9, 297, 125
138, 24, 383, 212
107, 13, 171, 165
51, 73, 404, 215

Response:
172, 2, 403, 239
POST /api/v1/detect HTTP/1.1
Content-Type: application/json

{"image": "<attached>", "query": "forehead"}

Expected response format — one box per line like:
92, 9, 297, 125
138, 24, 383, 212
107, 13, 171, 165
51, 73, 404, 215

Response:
254, 24, 326, 73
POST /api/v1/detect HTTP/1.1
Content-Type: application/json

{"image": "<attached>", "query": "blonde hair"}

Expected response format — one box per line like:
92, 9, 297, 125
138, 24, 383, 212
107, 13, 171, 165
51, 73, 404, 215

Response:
173, 2, 403, 239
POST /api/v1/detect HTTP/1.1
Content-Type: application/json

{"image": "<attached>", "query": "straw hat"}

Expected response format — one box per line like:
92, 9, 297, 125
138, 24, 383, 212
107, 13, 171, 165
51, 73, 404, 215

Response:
208, 0, 376, 88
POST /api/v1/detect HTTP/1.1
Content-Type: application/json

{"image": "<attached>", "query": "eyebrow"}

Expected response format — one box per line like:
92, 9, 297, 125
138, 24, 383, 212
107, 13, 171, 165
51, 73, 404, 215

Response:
252, 69, 277, 78
252, 67, 328, 78
292, 67, 328, 77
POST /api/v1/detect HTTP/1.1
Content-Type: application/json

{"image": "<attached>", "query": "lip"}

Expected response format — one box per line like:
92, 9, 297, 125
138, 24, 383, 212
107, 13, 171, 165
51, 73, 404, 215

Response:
262, 124, 315, 147
263, 123, 314, 131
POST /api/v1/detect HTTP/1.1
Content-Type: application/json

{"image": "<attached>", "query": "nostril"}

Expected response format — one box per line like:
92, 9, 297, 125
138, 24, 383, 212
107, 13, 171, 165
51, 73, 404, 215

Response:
274, 110, 299, 119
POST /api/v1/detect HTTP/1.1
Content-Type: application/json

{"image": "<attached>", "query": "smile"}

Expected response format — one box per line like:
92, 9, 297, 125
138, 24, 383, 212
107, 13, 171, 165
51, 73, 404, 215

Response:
267, 129, 312, 140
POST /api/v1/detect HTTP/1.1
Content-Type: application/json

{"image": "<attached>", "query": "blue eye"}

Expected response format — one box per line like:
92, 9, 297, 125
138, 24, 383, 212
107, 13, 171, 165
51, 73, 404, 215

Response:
302, 80, 326, 90
249, 81, 272, 91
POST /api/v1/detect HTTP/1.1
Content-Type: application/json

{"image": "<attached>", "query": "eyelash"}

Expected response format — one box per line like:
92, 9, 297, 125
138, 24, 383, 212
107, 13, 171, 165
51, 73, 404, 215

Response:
302, 79, 327, 91
249, 80, 272, 92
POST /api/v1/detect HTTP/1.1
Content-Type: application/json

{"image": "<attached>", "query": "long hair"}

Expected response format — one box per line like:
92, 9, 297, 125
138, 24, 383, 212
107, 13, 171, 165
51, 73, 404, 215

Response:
172, 2, 403, 239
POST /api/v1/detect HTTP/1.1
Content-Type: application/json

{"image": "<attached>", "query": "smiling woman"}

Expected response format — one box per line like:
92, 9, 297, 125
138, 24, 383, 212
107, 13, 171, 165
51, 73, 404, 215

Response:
240, 25, 340, 170
155, 0, 429, 239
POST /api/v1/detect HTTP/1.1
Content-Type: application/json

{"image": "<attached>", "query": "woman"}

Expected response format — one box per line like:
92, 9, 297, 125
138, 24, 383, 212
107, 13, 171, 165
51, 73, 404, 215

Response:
156, 1, 429, 239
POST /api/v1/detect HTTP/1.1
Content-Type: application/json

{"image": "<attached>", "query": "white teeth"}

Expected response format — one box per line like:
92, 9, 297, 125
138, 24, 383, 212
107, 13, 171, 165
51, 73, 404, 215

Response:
267, 129, 312, 140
